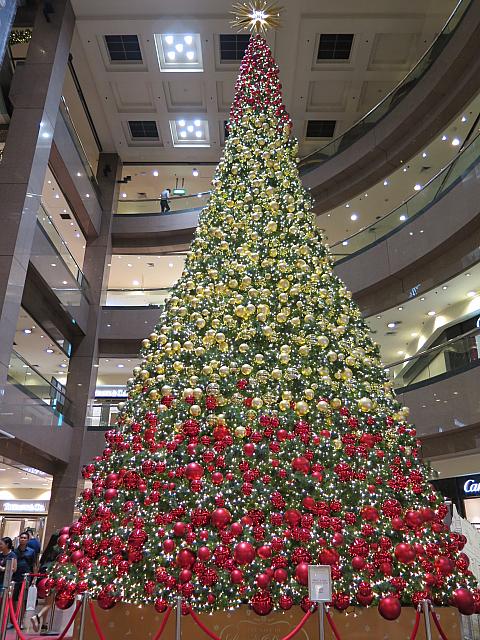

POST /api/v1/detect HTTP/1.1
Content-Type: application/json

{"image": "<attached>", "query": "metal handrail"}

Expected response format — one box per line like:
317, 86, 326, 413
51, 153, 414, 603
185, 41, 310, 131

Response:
298, 0, 472, 171
329, 130, 480, 255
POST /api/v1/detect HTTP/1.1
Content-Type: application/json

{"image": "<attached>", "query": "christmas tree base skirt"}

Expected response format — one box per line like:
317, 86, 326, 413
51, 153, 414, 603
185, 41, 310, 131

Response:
73, 602, 462, 640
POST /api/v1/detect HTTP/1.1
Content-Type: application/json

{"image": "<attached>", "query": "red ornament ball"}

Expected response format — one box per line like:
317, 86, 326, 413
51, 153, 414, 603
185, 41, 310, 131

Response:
394, 543, 416, 564
378, 596, 401, 620
292, 456, 310, 474
279, 595, 293, 610
295, 562, 309, 586
211, 508, 231, 529
234, 542, 256, 565
177, 548, 196, 568
453, 588, 475, 615
231, 569, 244, 584
251, 591, 273, 616
185, 462, 204, 481
154, 598, 168, 613
55, 591, 75, 610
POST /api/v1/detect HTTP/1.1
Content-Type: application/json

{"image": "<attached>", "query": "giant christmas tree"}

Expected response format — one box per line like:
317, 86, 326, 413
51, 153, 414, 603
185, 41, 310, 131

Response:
51, 6, 479, 621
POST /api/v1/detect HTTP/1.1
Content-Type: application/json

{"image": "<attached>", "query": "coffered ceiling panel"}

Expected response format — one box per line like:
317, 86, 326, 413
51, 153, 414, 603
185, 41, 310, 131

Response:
163, 79, 206, 112
306, 80, 351, 112
357, 80, 395, 113
111, 80, 156, 112
368, 33, 418, 70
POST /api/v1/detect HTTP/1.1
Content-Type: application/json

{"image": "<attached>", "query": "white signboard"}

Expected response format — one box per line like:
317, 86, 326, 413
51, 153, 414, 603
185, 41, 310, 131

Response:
0, 500, 49, 514
308, 565, 332, 602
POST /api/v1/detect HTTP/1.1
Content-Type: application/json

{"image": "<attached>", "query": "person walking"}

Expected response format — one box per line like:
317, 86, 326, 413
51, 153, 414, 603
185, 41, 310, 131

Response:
0, 537, 17, 629
12, 532, 35, 613
25, 529, 40, 558
160, 188, 171, 213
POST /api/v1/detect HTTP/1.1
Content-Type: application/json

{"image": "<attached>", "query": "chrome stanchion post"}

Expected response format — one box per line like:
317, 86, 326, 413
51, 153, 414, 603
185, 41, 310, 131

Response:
423, 600, 432, 640
78, 592, 89, 640
175, 595, 182, 640
0, 558, 14, 640
16, 575, 29, 640
318, 603, 325, 640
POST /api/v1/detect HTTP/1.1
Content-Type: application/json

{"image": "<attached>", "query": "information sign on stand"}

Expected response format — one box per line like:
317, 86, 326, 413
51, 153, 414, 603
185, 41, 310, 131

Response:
308, 566, 332, 640
308, 565, 332, 602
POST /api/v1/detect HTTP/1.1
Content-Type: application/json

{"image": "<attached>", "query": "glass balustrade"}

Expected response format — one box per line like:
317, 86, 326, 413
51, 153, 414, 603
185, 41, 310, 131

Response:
330, 131, 480, 261
116, 192, 211, 215
386, 329, 480, 390
105, 288, 170, 307
8, 351, 71, 419
298, 0, 473, 174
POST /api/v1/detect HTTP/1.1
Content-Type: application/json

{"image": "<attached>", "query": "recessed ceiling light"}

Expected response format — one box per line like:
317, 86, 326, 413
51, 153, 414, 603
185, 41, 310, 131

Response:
192, 168, 199, 177
461, 116, 467, 123
47, 180, 52, 184
167, 51, 175, 60
467, 291, 477, 297
86, 194, 90, 198
23, 329, 32, 335
451, 138, 460, 146
169, 263, 174, 268
186, 51, 195, 60
132, 280, 140, 286
411, 332, 418, 337
62, 280, 68, 285
427, 310, 436, 316
442, 285, 448, 290
397, 350, 404, 356
403, 167, 407, 172
441, 135, 447, 141
376, 315, 382, 319
350, 213, 358, 221
184, 35, 193, 45
122, 193, 127, 198
165, 35, 174, 45
175, 43, 184, 53
387, 322, 396, 329
399, 214, 407, 221
194, 119, 201, 127
466, 273, 471, 277
127, 263, 132, 267
187, 125, 194, 133
342, 240, 348, 246
345, 203, 350, 208
153, 170, 159, 177
414, 184, 422, 191
383, 180, 388, 186
420, 297, 425, 301
60, 363, 67, 368
178, 119, 186, 127
117, 364, 125, 368
195, 130, 202, 138
55, 194, 60, 199
46, 348, 54, 354
422, 152, 427, 158
180, 131, 187, 138
398, 306, 403, 311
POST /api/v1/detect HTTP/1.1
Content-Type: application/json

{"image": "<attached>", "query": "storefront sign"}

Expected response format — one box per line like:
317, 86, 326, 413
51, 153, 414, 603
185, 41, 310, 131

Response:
464, 479, 480, 495
95, 387, 127, 398
0, 500, 49, 514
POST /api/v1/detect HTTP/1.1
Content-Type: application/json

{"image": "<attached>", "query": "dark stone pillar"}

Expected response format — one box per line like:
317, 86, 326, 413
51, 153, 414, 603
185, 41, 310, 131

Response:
47, 153, 122, 534
0, 0, 74, 387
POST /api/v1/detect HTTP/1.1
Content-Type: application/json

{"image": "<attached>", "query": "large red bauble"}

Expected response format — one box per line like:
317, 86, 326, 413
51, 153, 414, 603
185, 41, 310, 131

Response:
211, 508, 232, 529
36, 578, 50, 599
435, 556, 454, 576
274, 568, 288, 583
179, 569, 192, 583
256, 573, 271, 589
361, 506, 379, 522
58, 534, 69, 548
231, 569, 244, 584
352, 556, 366, 570
405, 510, 423, 529
394, 543, 416, 564
104, 488, 118, 502
244, 443, 255, 456
177, 549, 196, 568
279, 595, 293, 610
332, 532, 344, 547
230, 522, 243, 537
106, 472, 119, 488
319, 548, 339, 566
97, 589, 117, 610
251, 591, 273, 616
55, 592, 75, 610
163, 539, 176, 553
234, 542, 256, 565
357, 592, 374, 606
453, 588, 475, 615
257, 545, 272, 559
185, 462, 204, 481
70, 550, 84, 564
292, 456, 310, 474
284, 509, 302, 526
154, 599, 168, 613
173, 522, 186, 537
378, 596, 401, 620
391, 517, 404, 531
197, 546, 211, 561
295, 562, 309, 585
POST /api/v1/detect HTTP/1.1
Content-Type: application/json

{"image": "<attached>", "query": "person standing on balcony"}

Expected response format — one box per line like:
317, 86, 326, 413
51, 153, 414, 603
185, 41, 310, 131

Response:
160, 188, 171, 213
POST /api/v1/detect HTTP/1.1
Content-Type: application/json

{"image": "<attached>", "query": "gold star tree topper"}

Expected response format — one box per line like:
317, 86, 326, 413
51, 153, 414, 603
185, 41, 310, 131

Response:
231, 1, 282, 34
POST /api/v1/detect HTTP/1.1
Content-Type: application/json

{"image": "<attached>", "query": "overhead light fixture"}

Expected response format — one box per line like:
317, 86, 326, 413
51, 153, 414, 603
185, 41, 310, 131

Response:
175, 43, 184, 53
451, 138, 460, 146
184, 35, 193, 45
350, 213, 358, 221
442, 285, 448, 290
422, 152, 427, 158
461, 116, 467, 123
165, 35, 174, 45
46, 348, 54, 354
441, 135, 447, 141
414, 184, 422, 191
192, 168, 199, 177
186, 51, 195, 60
153, 170, 159, 177
398, 306, 403, 311
345, 203, 350, 208
399, 214, 407, 221
132, 280, 140, 286
117, 364, 125, 368
62, 280, 68, 285
167, 51, 175, 60
467, 290, 477, 297
122, 193, 127, 198
23, 329, 32, 335
194, 119, 201, 127
387, 322, 396, 329
169, 263, 174, 268
60, 363, 67, 368
342, 240, 348, 246
155, 33, 203, 72
427, 310, 436, 316
411, 332, 419, 338
195, 130, 202, 138
383, 180, 388, 186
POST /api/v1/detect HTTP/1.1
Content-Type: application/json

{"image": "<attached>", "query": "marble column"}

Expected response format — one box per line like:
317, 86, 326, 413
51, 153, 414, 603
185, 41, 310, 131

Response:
47, 153, 122, 535
0, 0, 74, 388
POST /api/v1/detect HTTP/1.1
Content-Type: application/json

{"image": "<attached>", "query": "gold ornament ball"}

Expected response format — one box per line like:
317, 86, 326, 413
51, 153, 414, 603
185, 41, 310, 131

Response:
330, 398, 342, 409
235, 426, 246, 438
295, 401, 309, 416
142, 339, 151, 349
317, 400, 329, 412
358, 397, 372, 412
190, 405, 202, 417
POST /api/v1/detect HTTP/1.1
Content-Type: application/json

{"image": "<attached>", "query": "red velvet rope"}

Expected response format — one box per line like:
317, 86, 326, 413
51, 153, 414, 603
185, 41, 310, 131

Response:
410, 610, 421, 640
7, 595, 81, 640
89, 600, 107, 640
431, 610, 449, 640
15, 579, 26, 619
326, 610, 342, 640
188, 605, 313, 640
152, 606, 173, 640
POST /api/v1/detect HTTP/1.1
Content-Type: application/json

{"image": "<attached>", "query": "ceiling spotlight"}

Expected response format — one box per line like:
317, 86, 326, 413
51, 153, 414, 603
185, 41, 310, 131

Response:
461, 116, 467, 123
350, 213, 358, 221
187, 125, 194, 133
442, 285, 448, 290
397, 350, 405, 356
345, 203, 350, 208
60, 363, 67, 368
194, 119, 201, 127
165, 35, 174, 45
411, 332, 419, 338
342, 240, 348, 246
169, 263, 174, 268
117, 363, 125, 368
51, 263, 56, 267
76, 172, 81, 177
184, 35, 193, 45
46, 348, 54, 354
451, 138, 460, 146
132, 280, 140, 286
178, 119, 186, 127
167, 51, 175, 60
414, 184, 422, 191
192, 168, 199, 177
422, 152, 427, 158
441, 135, 447, 141
122, 193, 127, 198
175, 43, 184, 53
383, 180, 388, 186
180, 131, 187, 138
186, 51, 195, 60
427, 310, 436, 316
467, 290, 477, 297
23, 329, 32, 335
62, 280, 68, 285
387, 322, 396, 329
398, 306, 403, 311
153, 170, 159, 177
399, 214, 407, 221
195, 130, 202, 138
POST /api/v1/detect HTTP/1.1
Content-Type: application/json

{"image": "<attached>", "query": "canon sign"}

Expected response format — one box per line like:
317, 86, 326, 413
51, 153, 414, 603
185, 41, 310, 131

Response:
463, 479, 480, 494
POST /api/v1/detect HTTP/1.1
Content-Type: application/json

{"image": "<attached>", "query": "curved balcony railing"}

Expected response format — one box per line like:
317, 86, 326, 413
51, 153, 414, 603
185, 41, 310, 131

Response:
298, 0, 473, 174
329, 130, 480, 262
37, 204, 89, 290
116, 192, 211, 215
105, 287, 170, 307
386, 328, 480, 391
8, 350, 72, 420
